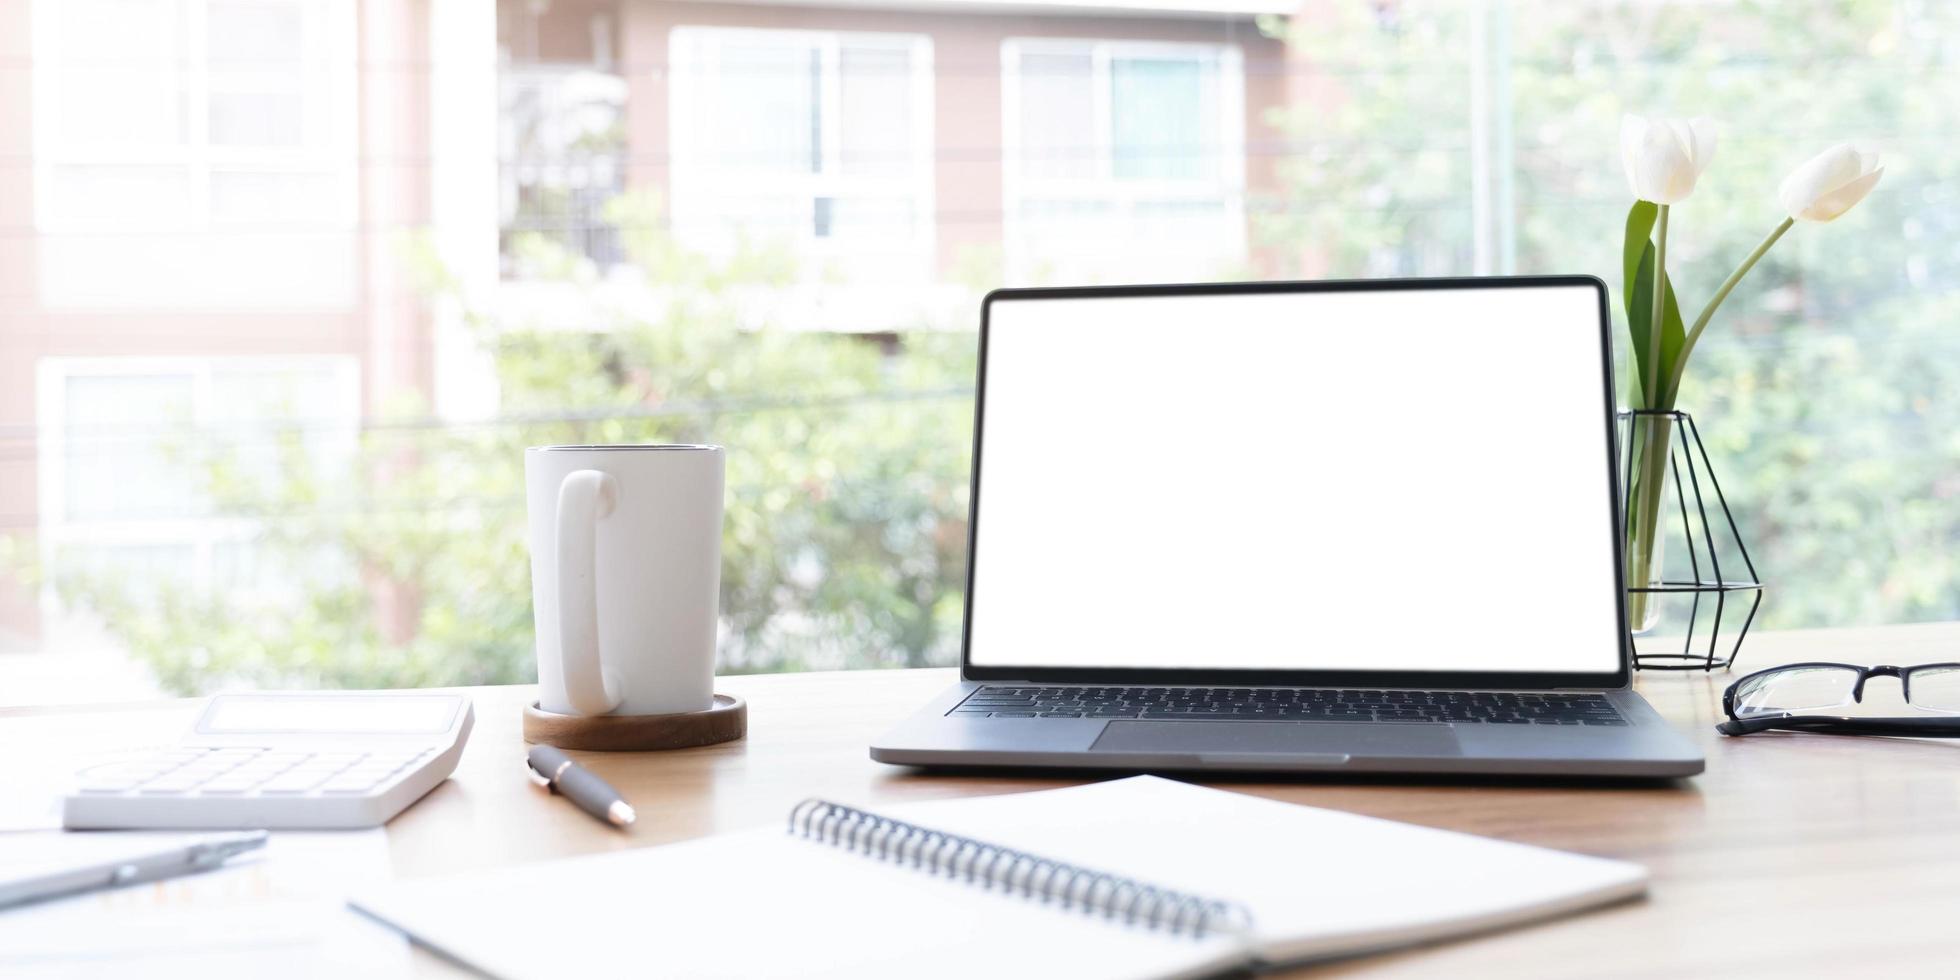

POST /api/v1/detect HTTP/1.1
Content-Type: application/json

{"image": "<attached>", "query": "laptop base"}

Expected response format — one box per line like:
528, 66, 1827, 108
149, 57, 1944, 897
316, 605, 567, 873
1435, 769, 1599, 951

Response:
871, 682, 1704, 779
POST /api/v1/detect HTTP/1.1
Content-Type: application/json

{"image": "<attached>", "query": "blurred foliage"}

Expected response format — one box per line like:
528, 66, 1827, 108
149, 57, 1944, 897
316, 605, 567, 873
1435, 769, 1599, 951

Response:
43, 0, 1959, 695
54, 192, 977, 692
1263, 0, 1958, 629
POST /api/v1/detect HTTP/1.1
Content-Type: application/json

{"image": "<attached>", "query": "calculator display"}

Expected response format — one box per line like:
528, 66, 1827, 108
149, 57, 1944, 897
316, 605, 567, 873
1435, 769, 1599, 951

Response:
197, 695, 461, 735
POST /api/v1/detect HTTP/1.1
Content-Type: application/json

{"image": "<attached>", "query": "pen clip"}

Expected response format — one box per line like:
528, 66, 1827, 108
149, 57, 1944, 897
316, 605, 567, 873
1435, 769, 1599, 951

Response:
186, 831, 268, 868
523, 758, 555, 792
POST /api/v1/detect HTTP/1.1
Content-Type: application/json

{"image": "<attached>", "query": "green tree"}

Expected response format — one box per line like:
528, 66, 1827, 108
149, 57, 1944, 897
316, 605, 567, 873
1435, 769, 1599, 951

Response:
1263, 0, 1960, 632
51, 193, 977, 693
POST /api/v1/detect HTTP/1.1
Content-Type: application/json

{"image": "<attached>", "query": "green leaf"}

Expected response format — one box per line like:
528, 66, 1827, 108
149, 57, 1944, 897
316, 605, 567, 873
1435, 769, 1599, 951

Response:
1622, 201, 1657, 321
1626, 242, 1686, 411
1620, 201, 1687, 410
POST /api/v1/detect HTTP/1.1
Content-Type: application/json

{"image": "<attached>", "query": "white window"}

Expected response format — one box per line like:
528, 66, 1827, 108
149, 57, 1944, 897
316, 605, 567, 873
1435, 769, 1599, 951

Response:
668, 27, 935, 282
31, 0, 358, 308
500, 67, 628, 279
36, 357, 361, 610
1002, 39, 1245, 284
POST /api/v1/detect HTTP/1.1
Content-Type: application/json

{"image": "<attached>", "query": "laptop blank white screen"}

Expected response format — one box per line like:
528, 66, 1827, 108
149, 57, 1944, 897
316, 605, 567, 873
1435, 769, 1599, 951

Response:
967, 283, 1624, 676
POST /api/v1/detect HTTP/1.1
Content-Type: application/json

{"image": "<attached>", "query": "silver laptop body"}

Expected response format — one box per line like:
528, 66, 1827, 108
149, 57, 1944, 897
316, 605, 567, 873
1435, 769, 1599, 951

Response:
871, 277, 1704, 778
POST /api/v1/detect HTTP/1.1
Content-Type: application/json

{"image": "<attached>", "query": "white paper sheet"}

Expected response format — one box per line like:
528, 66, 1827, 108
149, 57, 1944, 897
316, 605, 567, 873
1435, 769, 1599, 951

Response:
880, 776, 1649, 965
0, 829, 408, 979
354, 825, 1244, 980
353, 777, 1647, 979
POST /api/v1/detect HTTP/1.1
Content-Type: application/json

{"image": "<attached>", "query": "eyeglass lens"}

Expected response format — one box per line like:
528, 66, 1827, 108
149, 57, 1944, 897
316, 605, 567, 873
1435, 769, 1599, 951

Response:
1735, 664, 1960, 719
1732, 666, 1860, 718
1907, 667, 1960, 713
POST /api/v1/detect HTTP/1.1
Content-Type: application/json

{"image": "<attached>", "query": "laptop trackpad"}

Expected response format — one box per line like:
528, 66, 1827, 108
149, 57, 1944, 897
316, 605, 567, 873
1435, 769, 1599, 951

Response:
1091, 722, 1462, 758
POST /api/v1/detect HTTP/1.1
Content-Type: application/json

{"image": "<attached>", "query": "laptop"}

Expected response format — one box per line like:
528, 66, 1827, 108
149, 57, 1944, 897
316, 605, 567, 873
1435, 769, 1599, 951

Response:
870, 276, 1704, 778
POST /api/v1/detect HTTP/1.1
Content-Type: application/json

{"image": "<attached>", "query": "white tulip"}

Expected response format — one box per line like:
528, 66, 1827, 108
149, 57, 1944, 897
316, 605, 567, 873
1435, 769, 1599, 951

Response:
1779, 143, 1884, 222
1620, 114, 1718, 204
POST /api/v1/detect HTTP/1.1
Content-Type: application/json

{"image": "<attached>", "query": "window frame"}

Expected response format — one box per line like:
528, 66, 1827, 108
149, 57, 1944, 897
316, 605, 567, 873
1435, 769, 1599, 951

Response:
1000, 37, 1247, 280
29, 0, 360, 246
35, 355, 362, 607
498, 63, 630, 278
666, 25, 937, 268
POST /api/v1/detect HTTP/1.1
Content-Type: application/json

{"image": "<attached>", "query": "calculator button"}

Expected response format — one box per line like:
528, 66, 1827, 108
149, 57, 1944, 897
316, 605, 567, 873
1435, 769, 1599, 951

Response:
259, 770, 335, 794
139, 775, 205, 794
319, 775, 384, 794
106, 756, 173, 768
198, 776, 265, 794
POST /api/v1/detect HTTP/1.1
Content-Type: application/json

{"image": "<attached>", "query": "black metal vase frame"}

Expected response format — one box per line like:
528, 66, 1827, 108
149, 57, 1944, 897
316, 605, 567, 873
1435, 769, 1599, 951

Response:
1618, 410, 1764, 671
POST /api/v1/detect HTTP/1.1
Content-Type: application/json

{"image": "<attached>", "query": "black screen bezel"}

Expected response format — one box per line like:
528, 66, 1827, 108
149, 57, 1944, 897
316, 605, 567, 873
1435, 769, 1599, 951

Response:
958, 275, 1632, 691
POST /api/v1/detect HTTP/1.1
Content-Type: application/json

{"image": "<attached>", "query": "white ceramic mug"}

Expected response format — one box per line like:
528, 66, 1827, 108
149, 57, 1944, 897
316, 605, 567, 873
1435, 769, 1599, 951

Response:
525, 444, 724, 717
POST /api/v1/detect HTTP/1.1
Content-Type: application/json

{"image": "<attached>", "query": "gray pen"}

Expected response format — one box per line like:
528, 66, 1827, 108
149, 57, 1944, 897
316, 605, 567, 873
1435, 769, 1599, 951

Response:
0, 830, 269, 910
525, 745, 636, 828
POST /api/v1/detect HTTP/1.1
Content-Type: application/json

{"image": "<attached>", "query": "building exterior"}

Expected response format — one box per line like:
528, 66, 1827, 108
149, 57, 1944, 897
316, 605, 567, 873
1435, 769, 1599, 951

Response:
0, 0, 484, 659
501, 0, 1298, 325
0, 0, 1298, 666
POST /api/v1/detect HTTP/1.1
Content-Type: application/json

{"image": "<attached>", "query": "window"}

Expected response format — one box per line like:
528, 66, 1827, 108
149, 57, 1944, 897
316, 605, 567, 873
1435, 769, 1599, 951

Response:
668, 27, 935, 282
35, 357, 361, 619
31, 0, 357, 307
5, 1, 1956, 707
499, 66, 627, 279
1002, 39, 1245, 284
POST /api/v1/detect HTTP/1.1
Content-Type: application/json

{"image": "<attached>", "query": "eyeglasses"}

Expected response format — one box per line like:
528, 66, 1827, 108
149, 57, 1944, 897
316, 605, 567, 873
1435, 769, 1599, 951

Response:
1718, 662, 1960, 737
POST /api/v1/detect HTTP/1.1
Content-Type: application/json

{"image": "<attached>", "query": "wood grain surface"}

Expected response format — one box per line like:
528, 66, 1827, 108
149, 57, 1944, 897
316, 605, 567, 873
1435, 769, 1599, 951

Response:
8, 621, 1959, 978
521, 693, 746, 751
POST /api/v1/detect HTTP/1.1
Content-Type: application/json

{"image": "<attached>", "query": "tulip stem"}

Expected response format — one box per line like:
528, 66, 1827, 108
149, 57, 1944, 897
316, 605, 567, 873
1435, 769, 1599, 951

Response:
1645, 205, 1668, 410
1662, 216, 1794, 405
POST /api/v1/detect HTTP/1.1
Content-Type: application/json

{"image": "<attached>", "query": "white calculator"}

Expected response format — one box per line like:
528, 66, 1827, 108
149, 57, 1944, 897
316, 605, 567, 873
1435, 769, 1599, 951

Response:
62, 692, 474, 830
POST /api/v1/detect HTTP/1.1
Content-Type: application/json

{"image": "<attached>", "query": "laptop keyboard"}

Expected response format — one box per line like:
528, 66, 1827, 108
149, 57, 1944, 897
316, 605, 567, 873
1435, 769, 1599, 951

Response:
950, 686, 1628, 726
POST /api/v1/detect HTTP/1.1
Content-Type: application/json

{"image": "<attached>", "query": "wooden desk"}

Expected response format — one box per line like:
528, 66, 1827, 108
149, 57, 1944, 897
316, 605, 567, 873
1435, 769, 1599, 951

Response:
8, 621, 1960, 977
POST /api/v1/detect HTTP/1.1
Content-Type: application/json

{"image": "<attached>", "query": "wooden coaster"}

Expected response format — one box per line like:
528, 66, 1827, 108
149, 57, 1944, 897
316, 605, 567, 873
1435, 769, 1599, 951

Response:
522, 694, 747, 752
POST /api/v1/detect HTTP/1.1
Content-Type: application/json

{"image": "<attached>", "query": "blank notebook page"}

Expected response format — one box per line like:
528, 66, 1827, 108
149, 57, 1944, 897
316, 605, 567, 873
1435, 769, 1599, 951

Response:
877, 776, 1647, 964
352, 776, 1643, 978
351, 824, 1243, 980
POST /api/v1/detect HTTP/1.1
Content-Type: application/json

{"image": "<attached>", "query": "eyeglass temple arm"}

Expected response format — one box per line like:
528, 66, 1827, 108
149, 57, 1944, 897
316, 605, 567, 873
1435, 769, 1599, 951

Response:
1717, 715, 1960, 737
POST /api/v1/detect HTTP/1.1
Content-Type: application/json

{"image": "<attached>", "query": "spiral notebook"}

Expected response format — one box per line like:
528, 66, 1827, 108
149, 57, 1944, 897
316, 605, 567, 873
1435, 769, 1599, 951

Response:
351, 776, 1645, 979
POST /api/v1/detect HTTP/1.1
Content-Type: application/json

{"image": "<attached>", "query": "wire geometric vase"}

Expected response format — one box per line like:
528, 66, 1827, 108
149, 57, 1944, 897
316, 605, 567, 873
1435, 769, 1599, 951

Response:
1617, 409, 1764, 671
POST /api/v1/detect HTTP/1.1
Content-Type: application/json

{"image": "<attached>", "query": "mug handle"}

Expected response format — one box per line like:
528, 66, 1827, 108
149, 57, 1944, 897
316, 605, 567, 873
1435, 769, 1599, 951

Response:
556, 469, 623, 715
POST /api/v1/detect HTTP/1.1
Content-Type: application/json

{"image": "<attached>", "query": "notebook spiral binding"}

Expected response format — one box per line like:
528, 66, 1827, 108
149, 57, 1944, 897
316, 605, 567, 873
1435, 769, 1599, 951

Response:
788, 798, 1255, 941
